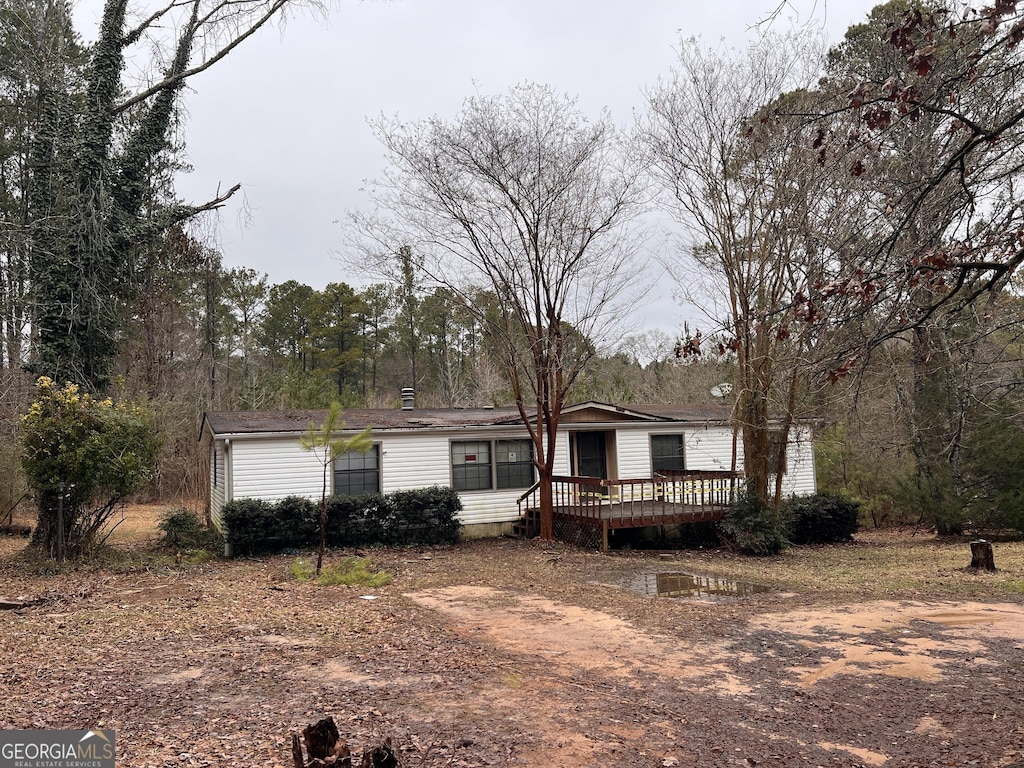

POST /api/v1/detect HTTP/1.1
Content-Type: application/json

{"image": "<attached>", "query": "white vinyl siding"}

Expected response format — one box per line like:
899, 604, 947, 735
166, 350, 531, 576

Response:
682, 427, 739, 472
621, 424, 814, 498
372, 431, 528, 526
617, 425, 737, 478
779, 426, 816, 496
209, 442, 226, 528
378, 434, 451, 493
203, 418, 815, 533
231, 438, 323, 503
455, 431, 569, 526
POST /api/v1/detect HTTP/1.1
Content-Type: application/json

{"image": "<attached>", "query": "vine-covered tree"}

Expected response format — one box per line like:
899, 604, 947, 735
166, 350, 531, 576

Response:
25, 0, 313, 392
0, 0, 84, 379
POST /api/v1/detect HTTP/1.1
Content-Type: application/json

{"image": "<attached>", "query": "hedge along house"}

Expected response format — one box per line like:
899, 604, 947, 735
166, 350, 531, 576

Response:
199, 400, 816, 541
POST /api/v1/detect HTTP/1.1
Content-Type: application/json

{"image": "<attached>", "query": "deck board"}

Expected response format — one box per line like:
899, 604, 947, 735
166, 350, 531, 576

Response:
552, 500, 727, 530
518, 472, 739, 550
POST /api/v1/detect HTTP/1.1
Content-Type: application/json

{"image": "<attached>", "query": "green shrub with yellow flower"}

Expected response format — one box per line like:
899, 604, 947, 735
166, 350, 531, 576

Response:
20, 377, 160, 559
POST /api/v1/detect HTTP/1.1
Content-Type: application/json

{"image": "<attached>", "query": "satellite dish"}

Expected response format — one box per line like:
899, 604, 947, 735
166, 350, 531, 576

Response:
710, 383, 733, 399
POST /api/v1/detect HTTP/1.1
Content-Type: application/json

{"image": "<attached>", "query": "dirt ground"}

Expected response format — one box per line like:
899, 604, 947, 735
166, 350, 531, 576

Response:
1, 506, 1023, 767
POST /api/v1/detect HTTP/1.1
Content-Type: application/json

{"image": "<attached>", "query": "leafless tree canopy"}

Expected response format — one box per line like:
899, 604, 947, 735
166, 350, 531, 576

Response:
350, 83, 648, 538
643, 33, 839, 509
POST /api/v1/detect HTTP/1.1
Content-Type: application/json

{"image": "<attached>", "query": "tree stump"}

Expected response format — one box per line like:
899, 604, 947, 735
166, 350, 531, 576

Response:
969, 539, 996, 571
291, 717, 354, 767
303, 718, 341, 760
291, 718, 399, 768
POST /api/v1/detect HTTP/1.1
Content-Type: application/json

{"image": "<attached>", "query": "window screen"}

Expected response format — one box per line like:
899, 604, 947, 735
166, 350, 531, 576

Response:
452, 441, 492, 491
651, 434, 685, 474
496, 439, 534, 489
334, 445, 381, 495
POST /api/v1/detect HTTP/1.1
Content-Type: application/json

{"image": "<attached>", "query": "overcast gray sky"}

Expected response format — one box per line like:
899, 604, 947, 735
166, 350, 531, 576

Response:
74, 0, 881, 336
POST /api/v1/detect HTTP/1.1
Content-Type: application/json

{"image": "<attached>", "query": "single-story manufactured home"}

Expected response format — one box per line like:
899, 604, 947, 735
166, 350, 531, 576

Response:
199, 400, 815, 539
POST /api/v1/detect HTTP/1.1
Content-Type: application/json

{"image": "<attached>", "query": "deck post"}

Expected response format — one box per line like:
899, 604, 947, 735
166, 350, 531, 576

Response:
601, 519, 609, 553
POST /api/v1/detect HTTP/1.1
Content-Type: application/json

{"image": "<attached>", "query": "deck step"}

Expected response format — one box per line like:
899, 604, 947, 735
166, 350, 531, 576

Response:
514, 507, 540, 538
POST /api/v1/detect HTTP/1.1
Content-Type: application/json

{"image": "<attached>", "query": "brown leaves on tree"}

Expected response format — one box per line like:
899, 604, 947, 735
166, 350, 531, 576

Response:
909, 44, 939, 76
825, 356, 859, 384
862, 106, 892, 132
848, 82, 872, 109
674, 330, 703, 358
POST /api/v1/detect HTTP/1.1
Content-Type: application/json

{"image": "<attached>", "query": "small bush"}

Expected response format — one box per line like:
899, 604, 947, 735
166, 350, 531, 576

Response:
719, 491, 790, 556
318, 557, 392, 587
21, 377, 160, 558
786, 493, 860, 544
185, 549, 216, 565
158, 508, 223, 551
290, 557, 315, 582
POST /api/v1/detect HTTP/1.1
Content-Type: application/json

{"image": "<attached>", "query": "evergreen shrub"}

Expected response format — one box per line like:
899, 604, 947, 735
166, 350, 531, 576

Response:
158, 508, 223, 550
386, 486, 463, 545
222, 498, 276, 555
786, 492, 860, 544
223, 486, 462, 555
719, 490, 790, 556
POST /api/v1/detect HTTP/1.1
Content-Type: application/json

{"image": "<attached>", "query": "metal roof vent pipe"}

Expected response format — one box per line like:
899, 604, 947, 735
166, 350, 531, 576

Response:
401, 387, 415, 410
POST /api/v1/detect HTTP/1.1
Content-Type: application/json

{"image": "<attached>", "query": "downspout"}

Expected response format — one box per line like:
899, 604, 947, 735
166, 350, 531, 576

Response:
223, 438, 233, 558
224, 438, 233, 503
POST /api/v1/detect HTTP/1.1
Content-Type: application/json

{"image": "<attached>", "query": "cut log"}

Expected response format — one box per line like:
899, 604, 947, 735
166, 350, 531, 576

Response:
969, 539, 996, 571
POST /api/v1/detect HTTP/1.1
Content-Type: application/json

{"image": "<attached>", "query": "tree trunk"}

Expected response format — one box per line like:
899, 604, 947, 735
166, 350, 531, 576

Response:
317, 465, 328, 575
969, 539, 996, 571
538, 469, 554, 541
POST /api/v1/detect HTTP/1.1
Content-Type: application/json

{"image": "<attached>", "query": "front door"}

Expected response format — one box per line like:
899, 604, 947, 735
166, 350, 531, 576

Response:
574, 431, 608, 479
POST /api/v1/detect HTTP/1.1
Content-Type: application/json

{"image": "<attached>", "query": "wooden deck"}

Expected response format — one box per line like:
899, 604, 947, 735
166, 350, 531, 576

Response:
517, 471, 740, 551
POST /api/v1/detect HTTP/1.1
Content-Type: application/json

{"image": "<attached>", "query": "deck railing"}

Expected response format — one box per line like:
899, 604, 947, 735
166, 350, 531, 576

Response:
516, 470, 741, 523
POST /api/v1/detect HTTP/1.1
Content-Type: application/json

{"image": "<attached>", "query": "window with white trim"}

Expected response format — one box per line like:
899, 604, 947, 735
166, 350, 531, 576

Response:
651, 434, 685, 474
451, 439, 534, 491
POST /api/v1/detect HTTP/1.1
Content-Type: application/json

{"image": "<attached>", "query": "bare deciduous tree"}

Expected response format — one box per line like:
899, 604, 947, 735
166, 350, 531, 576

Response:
351, 83, 647, 539
644, 33, 846, 512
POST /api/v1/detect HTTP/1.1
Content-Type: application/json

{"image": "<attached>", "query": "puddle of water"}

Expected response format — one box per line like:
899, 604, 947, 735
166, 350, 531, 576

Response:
632, 572, 770, 598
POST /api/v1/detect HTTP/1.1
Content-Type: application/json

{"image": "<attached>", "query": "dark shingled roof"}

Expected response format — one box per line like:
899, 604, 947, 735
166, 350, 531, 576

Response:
202, 407, 524, 436
201, 402, 733, 438
625, 403, 732, 422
